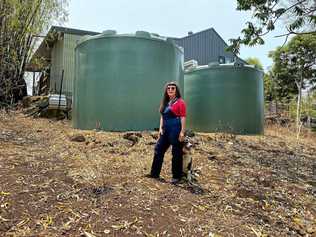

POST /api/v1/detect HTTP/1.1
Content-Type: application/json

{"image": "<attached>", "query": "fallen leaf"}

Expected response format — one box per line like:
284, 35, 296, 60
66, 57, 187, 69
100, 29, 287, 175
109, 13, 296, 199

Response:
0, 191, 10, 196
83, 230, 96, 237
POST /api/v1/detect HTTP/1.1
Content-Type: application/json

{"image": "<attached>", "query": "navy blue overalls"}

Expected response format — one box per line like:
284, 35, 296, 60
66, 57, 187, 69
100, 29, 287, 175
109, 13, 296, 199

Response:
150, 100, 183, 179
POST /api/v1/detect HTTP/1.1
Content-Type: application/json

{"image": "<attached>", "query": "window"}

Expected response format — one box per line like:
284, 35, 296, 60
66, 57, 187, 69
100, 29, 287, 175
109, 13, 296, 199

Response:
218, 56, 225, 64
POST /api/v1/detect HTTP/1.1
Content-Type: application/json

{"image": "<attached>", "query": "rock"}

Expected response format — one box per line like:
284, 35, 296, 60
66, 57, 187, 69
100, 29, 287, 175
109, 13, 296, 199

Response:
123, 133, 140, 145
123, 132, 142, 138
70, 134, 86, 142
150, 133, 159, 140
135, 132, 142, 138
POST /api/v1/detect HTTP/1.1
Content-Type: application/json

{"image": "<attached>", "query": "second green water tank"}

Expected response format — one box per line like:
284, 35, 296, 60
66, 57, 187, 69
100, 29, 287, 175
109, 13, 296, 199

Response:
73, 31, 184, 131
184, 64, 264, 135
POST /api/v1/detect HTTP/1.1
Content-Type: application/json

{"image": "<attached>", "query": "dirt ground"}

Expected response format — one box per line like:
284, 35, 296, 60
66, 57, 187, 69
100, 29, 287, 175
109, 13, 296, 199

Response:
0, 110, 315, 237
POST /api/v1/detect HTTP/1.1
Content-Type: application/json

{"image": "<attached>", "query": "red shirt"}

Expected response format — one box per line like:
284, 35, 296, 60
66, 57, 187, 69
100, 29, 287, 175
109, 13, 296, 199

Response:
170, 98, 186, 117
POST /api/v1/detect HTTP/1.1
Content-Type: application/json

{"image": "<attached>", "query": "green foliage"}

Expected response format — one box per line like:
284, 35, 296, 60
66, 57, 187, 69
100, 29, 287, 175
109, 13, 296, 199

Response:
269, 34, 316, 100
269, 47, 298, 99
245, 57, 264, 70
228, 0, 316, 54
304, 92, 316, 118
0, 0, 68, 105
288, 92, 316, 119
263, 71, 274, 101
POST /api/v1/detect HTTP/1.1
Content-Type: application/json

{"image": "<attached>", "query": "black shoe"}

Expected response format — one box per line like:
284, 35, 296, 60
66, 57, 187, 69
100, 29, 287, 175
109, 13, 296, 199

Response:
144, 174, 166, 183
144, 173, 158, 178
171, 177, 186, 185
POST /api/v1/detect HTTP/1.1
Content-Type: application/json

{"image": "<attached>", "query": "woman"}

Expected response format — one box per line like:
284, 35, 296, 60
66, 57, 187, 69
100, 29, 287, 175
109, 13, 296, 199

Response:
148, 81, 186, 184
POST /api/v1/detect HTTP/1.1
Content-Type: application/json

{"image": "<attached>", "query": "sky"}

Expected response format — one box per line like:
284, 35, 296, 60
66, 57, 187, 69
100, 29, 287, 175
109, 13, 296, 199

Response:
64, 0, 288, 71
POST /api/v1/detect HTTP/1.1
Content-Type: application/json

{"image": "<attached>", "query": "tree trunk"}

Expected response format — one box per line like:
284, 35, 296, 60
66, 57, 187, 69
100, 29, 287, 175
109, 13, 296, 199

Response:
296, 70, 303, 135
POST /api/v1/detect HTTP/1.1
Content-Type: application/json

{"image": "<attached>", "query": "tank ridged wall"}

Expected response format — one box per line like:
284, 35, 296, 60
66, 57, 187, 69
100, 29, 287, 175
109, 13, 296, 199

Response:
73, 31, 184, 131
184, 64, 264, 135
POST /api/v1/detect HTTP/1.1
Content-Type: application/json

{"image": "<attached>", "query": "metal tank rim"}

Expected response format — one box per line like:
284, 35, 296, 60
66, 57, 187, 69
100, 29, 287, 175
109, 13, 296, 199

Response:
75, 31, 184, 53
185, 63, 264, 76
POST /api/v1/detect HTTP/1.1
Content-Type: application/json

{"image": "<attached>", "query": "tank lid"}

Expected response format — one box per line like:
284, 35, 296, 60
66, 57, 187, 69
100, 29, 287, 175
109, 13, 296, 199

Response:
102, 30, 117, 35
76, 30, 183, 52
135, 31, 151, 38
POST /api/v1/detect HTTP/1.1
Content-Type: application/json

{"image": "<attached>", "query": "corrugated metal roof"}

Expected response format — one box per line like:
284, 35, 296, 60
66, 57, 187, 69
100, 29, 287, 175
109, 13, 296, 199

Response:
172, 28, 245, 65
50, 26, 99, 36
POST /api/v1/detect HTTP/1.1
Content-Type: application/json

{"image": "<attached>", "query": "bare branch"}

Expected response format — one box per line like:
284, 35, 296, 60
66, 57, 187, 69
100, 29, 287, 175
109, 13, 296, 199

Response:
274, 30, 316, 38
280, 34, 290, 48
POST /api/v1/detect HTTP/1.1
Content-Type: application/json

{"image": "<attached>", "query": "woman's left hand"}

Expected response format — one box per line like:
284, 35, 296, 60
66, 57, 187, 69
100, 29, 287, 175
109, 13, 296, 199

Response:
179, 131, 185, 142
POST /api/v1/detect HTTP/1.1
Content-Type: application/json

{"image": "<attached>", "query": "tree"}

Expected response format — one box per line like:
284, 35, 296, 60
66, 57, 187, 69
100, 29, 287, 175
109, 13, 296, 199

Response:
245, 57, 264, 70
263, 71, 274, 102
0, 0, 68, 107
268, 47, 299, 100
228, 0, 316, 54
270, 34, 316, 130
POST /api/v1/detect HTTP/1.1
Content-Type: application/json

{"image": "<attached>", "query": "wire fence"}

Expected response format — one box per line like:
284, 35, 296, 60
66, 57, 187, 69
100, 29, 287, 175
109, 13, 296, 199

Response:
265, 99, 316, 130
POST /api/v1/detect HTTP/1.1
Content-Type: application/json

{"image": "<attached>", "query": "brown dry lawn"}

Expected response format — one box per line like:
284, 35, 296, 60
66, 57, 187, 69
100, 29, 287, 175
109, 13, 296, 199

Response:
0, 111, 315, 237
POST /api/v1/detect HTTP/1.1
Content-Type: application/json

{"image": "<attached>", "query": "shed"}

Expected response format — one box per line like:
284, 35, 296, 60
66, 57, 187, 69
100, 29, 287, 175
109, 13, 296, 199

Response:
26, 26, 99, 97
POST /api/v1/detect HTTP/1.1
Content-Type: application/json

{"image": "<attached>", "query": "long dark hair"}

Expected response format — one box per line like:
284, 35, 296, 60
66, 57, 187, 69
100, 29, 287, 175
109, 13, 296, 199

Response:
159, 81, 182, 113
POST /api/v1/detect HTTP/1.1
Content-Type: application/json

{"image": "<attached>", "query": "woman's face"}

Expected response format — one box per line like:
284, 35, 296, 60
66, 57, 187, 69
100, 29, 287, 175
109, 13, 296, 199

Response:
166, 85, 177, 98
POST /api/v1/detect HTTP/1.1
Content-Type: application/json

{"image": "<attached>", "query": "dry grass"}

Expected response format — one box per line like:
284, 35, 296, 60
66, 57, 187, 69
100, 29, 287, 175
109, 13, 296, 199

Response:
0, 110, 315, 237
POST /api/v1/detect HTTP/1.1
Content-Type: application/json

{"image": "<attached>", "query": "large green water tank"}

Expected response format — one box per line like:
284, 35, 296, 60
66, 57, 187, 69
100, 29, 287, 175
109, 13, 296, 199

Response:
184, 64, 264, 135
73, 31, 184, 131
